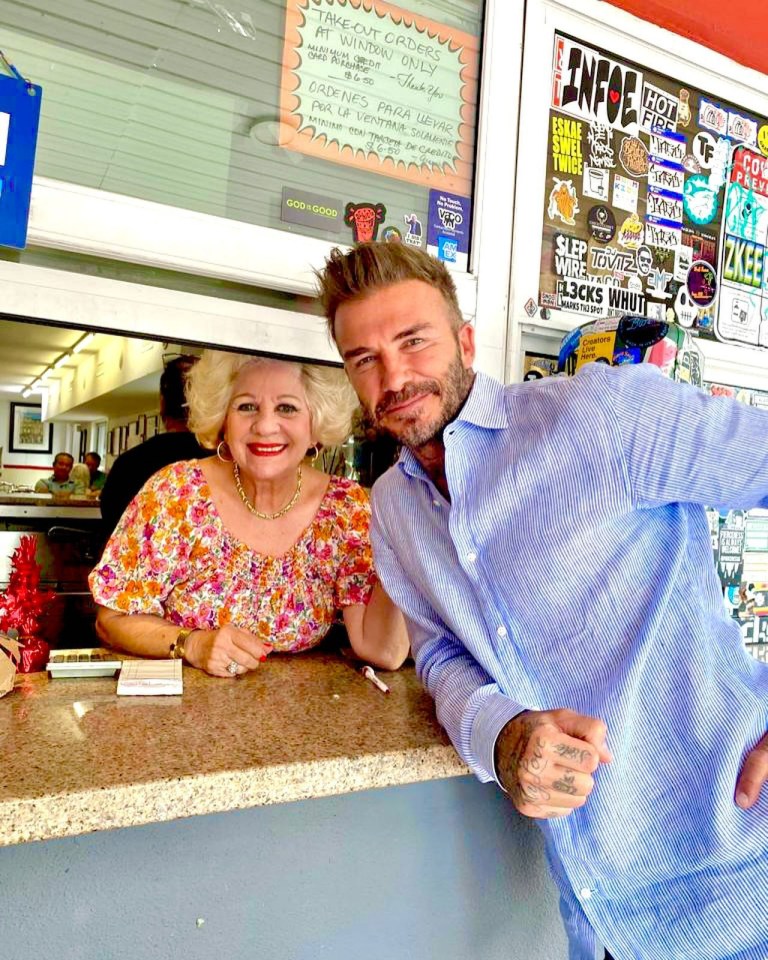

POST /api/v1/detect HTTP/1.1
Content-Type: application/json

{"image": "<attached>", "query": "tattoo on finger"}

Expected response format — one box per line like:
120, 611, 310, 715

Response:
552, 772, 579, 796
553, 743, 591, 764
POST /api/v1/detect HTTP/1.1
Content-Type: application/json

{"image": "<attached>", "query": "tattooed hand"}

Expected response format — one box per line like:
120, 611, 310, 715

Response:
494, 708, 612, 819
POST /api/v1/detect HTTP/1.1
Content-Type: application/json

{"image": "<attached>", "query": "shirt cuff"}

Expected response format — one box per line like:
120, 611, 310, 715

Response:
469, 691, 528, 786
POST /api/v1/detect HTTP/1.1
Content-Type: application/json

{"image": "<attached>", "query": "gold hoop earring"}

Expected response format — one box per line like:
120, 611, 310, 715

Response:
306, 444, 320, 465
216, 440, 234, 463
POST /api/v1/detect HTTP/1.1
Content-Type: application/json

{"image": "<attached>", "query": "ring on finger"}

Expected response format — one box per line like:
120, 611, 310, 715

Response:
226, 659, 241, 676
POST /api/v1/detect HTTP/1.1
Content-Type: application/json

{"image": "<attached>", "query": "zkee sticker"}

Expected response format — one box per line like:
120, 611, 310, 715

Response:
552, 36, 642, 135
722, 235, 765, 289
547, 178, 579, 225
344, 202, 385, 242
524, 297, 539, 318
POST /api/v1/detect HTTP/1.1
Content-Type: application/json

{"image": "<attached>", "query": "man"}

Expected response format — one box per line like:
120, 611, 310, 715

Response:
100, 355, 211, 540
317, 242, 768, 960
34, 452, 76, 494
84, 451, 107, 492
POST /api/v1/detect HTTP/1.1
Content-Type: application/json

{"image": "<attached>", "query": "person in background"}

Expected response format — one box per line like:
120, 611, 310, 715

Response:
68, 463, 91, 496
90, 351, 409, 677
34, 452, 76, 494
99, 355, 211, 540
317, 241, 768, 960
84, 452, 106, 492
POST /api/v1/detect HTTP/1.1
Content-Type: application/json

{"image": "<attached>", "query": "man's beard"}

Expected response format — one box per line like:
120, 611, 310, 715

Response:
370, 353, 475, 450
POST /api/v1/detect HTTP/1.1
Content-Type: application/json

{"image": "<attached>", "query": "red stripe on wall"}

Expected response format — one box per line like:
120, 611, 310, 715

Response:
605, 0, 768, 76
4, 464, 53, 471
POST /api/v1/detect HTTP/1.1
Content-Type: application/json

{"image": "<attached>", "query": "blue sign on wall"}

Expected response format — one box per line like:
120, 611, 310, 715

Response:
0, 72, 42, 249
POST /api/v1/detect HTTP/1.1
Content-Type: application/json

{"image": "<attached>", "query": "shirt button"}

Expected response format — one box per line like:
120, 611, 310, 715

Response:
466, 551, 477, 563
496, 626, 507, 638
579, 887, 592, 900
432, 499, 440, 507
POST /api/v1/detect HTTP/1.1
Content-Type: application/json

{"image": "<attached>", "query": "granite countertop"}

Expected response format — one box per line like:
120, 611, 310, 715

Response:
0, 652, 467, 847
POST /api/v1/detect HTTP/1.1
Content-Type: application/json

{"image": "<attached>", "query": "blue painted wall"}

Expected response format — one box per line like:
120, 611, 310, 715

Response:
0, 777, 568, 960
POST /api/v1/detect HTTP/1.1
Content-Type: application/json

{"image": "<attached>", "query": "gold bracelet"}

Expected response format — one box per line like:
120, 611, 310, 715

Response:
169, 627, 194, 661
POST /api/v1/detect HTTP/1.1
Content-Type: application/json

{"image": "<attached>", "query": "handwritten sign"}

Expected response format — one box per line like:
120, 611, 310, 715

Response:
280, 0, 479, 193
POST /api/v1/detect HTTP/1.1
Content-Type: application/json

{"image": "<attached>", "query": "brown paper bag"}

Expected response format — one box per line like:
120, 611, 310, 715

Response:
0, 635, 21, 697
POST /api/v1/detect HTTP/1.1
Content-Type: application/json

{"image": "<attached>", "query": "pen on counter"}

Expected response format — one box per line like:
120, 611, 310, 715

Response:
361, 664, 390, 695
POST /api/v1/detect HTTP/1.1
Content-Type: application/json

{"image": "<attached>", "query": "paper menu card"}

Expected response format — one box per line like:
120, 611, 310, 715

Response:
116, 659, 183, 696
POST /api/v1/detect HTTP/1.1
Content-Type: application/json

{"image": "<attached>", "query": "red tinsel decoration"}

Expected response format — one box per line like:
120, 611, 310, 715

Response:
0, 535, 56, 672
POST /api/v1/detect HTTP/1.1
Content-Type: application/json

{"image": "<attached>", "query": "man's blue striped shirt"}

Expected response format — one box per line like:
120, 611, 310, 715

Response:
370, 363, 768, 960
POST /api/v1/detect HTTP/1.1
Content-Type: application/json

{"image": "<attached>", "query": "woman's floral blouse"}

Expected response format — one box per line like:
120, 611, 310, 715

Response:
89, 460, 377, 653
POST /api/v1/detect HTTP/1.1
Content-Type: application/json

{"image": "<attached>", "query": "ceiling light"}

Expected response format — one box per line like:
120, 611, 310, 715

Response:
53, 353, 72, 370
21, 388, 32, 398
72, 332, 95, 354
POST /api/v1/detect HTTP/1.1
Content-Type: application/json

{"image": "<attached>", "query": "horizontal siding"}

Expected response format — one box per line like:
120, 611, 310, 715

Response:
0, 0, 483, 238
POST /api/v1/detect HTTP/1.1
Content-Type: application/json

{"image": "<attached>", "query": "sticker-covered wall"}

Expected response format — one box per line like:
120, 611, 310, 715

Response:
605, 0, 768, 76
539, 32, 768, 351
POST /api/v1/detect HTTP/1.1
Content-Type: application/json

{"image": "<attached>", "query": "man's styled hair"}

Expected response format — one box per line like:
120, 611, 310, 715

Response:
316, 242, 463, 342
53, 452, 74, 465
85, 451, 101, 466
160, 355, 199, 423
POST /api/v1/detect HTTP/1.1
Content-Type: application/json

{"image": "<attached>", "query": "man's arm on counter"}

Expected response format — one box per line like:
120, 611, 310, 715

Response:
370, 519, 528, 782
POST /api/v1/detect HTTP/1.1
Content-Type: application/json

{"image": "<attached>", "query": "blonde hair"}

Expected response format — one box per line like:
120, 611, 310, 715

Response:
316, 241, 463, 341
186, 351, 358, 450
69, 462, 91, 493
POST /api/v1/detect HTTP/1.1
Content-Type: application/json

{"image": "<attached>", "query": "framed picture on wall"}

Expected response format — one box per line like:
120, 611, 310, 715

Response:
8, 403, 54, 454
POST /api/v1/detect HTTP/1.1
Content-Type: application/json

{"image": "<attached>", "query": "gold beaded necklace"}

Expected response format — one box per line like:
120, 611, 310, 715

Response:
233, 462, 303, 520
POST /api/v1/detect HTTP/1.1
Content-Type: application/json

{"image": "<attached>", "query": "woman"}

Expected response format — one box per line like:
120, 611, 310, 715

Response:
90, 351, 409, 677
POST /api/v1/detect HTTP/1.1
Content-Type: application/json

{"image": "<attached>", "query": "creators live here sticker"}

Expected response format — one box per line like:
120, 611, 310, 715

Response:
427, 189, 471, 270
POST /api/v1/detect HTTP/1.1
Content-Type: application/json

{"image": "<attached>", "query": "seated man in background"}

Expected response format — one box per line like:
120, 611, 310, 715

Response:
34, 452, 76, 494
84, 451, 106, 492
100, 355, 211, 540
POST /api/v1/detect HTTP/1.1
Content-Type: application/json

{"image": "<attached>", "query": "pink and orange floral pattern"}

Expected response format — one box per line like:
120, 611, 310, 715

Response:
89, 461, 376, 652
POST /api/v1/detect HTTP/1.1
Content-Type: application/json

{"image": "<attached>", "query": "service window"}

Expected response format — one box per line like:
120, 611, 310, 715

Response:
0, 0, 484, 271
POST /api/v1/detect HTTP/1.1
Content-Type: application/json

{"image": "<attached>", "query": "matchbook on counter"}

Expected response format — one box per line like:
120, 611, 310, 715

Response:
46, 649, 183, 695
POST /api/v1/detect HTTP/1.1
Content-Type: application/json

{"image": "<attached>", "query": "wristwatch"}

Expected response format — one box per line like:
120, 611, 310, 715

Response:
169, 627, 195, 661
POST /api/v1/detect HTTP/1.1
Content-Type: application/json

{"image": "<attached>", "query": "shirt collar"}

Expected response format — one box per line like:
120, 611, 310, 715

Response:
396, 371, 508, 480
